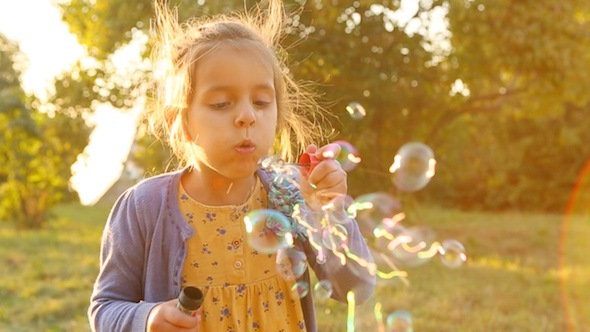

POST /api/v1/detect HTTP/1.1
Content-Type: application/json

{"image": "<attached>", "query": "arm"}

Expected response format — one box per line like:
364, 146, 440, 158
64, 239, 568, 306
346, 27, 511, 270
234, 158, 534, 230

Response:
298, 144, 376, 304
88, 189, 157, 332
300, 213, 376, 304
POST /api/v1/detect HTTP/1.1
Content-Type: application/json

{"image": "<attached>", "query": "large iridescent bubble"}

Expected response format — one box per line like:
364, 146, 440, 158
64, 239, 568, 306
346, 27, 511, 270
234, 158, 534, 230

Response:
389, 142, 436, 192
244, 209, 293, 254
348, 192, 402, 240
333, 140, 362, 172
389, 226, 437, 268
275, 246, 308, 280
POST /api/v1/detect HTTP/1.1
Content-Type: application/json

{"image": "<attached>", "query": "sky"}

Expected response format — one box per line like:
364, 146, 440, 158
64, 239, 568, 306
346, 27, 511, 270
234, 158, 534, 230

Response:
0, 0, 139, 205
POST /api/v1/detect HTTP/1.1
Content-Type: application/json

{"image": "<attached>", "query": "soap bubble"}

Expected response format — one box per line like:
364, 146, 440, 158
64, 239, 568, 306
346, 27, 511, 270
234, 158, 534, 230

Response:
438, 239, 467, 268
321, 224, 348, 250
333, 140, 362, 172
389, 226, 436, 268
348, 192, 402, 240
276, 247, 308, 280
313, 280, 333, 301
291, 280, 310, 298
389, 142, 436, 192
386, 310, 413, 332
346, 101, 367, 120
258, 155, 279, 170
244, 209, 293, 254
373, 216, 408, 252
258, 155, 300, 182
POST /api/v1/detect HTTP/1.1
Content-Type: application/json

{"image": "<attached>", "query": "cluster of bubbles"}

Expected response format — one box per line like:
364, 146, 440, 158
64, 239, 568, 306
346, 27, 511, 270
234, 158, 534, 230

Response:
243, 101, 466, 331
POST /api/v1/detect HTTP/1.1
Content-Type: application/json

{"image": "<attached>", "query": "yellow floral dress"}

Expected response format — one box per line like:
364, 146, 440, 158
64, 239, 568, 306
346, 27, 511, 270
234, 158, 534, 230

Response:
179, 177, 307, 331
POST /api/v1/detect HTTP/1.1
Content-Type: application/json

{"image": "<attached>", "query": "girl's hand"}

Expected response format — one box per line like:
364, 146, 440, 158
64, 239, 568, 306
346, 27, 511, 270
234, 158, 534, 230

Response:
299, 143, 348, 211
147, 299, 201, 332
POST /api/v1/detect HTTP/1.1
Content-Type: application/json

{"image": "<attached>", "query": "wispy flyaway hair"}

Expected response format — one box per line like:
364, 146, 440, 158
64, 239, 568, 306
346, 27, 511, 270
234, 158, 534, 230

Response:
145, 0, 333, 165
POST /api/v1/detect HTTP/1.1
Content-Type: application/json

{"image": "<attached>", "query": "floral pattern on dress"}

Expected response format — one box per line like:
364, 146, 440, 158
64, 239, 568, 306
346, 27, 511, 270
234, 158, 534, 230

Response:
178, 177, 307, 331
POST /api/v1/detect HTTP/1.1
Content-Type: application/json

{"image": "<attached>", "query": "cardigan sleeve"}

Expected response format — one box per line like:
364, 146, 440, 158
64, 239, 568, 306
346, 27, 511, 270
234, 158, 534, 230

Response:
256, 167, 376, 305
300, 208, 377, 305
88, 188, 158, 332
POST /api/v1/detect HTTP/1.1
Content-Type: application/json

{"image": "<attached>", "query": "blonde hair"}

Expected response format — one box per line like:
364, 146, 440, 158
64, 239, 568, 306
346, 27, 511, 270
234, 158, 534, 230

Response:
145, 0, 332, 167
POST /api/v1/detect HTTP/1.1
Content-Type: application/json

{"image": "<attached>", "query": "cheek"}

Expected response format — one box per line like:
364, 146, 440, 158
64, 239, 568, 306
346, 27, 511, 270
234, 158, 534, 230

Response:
184, 109, 212, 141
268, 114, 278, 135
184, 114, 197, 141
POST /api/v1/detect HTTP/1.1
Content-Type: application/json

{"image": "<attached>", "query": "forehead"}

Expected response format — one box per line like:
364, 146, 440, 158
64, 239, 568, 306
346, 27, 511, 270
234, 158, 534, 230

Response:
194, 41, 276, 91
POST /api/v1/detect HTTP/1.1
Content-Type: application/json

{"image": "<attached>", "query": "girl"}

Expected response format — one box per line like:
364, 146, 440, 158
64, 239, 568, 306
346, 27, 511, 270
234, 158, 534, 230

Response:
88, 1, 375, 331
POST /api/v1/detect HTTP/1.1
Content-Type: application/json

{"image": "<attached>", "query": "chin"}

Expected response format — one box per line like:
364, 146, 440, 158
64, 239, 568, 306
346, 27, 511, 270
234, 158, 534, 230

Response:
226, 161, 259, 179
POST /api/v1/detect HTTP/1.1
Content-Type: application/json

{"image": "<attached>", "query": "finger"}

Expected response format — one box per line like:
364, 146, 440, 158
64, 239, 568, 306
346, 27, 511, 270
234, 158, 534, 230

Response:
314, 181, 348, 210
314, 143, 341, 160
299, 176, 318, 196
316, 187, 348, 206
308, 160, 345, 187
165, 306, 200, 329
315, 176, 347, 196
305, 144, 318, 154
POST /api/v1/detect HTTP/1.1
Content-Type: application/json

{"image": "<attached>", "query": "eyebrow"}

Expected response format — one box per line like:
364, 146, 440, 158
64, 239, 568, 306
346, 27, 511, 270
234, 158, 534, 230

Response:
202, 83, 275, 94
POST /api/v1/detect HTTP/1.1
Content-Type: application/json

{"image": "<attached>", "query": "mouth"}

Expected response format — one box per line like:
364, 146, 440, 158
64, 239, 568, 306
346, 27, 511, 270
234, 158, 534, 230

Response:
235, 140, 257, 154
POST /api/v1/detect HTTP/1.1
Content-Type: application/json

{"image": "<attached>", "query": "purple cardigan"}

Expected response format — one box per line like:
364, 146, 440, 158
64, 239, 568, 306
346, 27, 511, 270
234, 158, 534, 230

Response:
88, 168, 376, 332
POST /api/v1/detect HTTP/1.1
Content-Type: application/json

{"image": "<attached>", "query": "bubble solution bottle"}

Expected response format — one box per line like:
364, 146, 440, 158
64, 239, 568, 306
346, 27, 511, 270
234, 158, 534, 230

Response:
177, 286, 203, 317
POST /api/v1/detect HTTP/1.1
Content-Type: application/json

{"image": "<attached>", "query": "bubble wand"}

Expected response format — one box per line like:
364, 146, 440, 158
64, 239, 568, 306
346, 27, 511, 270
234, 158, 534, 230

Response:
177, 286, 203, 317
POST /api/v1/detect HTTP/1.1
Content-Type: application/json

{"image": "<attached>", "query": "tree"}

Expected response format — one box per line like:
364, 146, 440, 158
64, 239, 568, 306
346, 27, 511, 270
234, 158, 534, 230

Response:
56, 0, 590, 211
0, 34, 90, 228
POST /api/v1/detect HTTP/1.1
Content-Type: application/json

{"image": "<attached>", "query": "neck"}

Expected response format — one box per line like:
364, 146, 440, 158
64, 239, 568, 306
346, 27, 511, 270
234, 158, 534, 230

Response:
182, 166, 257, 206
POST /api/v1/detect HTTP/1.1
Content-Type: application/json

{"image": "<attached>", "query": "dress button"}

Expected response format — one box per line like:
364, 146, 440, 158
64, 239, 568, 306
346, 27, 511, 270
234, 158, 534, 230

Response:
234, 260, 243, 269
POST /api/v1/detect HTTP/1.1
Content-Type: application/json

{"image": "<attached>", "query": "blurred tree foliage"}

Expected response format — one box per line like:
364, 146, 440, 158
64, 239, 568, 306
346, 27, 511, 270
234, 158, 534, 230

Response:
58, 0, 590, 212
0, 34, 90, 228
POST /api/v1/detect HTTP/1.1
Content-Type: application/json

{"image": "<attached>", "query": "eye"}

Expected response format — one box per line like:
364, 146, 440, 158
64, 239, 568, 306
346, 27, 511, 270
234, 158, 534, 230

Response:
253, 100, 272, 108
210, 101, 231, 110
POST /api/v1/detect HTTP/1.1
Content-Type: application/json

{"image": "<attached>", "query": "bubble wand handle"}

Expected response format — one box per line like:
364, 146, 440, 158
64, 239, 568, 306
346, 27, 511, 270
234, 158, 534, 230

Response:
298, 153, 320, 176
177, 286, 203, 317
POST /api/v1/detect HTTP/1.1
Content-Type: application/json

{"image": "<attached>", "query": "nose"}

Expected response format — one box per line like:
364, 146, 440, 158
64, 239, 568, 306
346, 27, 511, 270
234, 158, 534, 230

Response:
235, 102, 256, 127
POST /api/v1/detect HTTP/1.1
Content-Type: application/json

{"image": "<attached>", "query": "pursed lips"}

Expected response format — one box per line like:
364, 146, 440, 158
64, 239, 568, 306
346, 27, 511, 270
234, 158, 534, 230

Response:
235, 140, 256, 154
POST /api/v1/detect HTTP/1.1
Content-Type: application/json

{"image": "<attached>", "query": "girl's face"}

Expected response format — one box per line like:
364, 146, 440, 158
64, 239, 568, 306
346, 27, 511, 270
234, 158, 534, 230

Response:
185, 43, 278, 180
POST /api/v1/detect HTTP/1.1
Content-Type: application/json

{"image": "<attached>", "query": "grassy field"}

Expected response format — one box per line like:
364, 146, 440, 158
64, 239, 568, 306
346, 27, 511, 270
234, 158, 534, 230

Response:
316, 207, 589, 332
1, 203, 588, 331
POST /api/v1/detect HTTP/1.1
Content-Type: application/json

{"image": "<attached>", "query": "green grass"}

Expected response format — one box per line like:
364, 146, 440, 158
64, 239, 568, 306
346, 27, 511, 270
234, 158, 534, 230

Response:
316, 207, 589, 332
0, 203, 109, 332
1, 203, 588, 331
